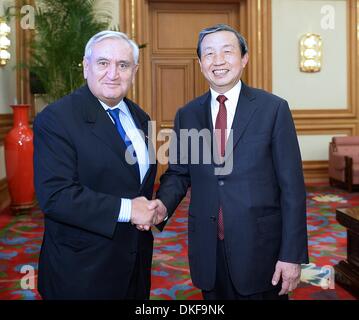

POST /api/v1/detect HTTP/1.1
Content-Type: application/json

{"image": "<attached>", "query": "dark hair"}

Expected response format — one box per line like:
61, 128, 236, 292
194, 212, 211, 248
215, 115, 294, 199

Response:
197, 24, 248, 59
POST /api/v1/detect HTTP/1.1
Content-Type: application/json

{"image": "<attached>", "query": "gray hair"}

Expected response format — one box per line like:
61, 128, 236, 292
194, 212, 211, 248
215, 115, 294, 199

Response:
197, 24, 248, 58
84, 30, 139, 64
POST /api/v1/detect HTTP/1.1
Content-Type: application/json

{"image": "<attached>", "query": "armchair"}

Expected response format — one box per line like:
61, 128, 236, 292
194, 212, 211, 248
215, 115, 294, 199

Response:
329, 136, 359, 192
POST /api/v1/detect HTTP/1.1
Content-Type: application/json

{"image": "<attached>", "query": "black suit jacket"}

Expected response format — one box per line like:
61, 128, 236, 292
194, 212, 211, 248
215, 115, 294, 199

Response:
34, 85, 157, 299
157, 83, 309, 295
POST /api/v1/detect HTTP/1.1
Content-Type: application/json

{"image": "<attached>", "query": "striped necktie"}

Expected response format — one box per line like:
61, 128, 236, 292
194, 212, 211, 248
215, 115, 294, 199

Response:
107, 108, 138, 162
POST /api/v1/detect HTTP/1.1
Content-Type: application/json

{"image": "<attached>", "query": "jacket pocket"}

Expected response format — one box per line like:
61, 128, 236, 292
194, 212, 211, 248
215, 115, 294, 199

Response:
256, 213, 282, 238
56, 227, 97, 252
57, 236, 94, 252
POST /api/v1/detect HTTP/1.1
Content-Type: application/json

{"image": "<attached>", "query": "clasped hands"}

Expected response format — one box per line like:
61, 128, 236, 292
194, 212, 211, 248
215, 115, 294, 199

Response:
130, 197, 167, 231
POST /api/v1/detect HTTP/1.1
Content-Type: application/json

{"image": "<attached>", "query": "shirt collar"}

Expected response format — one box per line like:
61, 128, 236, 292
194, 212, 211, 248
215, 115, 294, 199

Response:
98, 99, 131, 117
210, 80, 242, 104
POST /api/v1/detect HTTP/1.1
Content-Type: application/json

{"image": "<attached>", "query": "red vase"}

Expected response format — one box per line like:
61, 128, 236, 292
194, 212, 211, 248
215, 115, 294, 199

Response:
4, 104, 35, 212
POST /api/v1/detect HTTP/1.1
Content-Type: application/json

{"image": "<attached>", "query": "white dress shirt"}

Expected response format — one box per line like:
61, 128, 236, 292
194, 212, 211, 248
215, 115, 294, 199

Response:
99, 99, 149, 223
210, 80, 242, 139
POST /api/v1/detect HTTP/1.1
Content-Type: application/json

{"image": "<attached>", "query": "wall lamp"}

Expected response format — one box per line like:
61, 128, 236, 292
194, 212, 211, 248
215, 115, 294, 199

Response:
300, 33, 322, 73
0, 18, 11, 66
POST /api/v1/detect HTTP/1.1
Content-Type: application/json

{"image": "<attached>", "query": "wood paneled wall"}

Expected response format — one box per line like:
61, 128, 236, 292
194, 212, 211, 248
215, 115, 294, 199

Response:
0, 178, 10, 211
0, 0, 358, 202
120, 0, 359, 183
0, 114, 13, 142
294, 0, 358, 181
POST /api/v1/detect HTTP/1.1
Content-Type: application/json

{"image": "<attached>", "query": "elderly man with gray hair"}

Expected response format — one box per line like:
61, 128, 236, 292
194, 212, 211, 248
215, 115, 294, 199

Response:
33, 30, 158, 299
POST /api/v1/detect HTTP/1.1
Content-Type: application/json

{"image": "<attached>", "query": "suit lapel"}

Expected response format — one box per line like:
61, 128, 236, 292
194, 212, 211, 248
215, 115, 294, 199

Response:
124, 98, 157, 187
223, 83, 258, 163
197, 91, 215, 153
79, 86, 139, 181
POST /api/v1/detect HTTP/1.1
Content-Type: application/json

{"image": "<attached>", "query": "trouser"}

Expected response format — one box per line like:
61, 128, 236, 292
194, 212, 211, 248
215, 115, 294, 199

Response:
202, 240, 288, 300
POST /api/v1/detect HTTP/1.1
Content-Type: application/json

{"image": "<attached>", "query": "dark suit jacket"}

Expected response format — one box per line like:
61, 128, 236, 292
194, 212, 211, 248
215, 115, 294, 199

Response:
157, 83, 309, 295
33, 85, 157, 299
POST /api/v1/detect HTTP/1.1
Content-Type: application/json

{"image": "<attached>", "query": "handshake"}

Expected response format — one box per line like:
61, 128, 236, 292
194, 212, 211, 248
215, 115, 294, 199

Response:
130, 197, 168, 231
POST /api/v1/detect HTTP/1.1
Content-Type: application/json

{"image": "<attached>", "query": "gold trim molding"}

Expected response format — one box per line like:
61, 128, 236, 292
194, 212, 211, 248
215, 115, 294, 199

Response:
120, 0, 272, 116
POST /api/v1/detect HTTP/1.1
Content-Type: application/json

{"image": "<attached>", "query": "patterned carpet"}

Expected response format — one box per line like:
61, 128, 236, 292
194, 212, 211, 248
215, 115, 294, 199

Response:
0, 185, 357, 300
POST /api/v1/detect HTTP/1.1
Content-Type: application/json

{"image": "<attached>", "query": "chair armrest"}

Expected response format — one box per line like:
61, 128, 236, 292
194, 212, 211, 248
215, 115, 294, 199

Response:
330, 154, 349, 170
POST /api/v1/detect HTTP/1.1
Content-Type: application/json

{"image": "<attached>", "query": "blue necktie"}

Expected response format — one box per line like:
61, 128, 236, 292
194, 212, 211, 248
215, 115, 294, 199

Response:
107, 108, 137, 160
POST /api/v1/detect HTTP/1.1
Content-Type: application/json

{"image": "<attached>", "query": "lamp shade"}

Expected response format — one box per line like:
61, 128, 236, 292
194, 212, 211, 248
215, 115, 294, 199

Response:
0, 21, 11, 34
0, 35, 10, 48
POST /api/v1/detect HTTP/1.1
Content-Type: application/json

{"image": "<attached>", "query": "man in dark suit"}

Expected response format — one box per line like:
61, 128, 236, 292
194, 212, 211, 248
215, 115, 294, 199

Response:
151, 24, 309, 300
33, 31, 158, 299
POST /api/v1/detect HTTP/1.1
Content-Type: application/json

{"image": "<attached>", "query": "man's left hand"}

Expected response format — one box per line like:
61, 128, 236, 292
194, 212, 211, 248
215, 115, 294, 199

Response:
271, 260, 301, 295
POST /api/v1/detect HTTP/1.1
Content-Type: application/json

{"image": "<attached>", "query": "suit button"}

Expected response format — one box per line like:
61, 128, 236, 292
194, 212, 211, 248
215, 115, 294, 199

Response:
218, 180, 224, 186
210, 216, 216, 222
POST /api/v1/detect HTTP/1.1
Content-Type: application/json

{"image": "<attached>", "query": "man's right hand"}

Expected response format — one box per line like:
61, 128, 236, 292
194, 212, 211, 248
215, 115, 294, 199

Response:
130, 197, 157, 227
135, 199, 168, 231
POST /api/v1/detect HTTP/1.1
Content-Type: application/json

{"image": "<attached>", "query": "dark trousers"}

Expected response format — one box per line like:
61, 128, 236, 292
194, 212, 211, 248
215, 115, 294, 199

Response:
202, 240, 288, 300
125, 250, 152, 300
